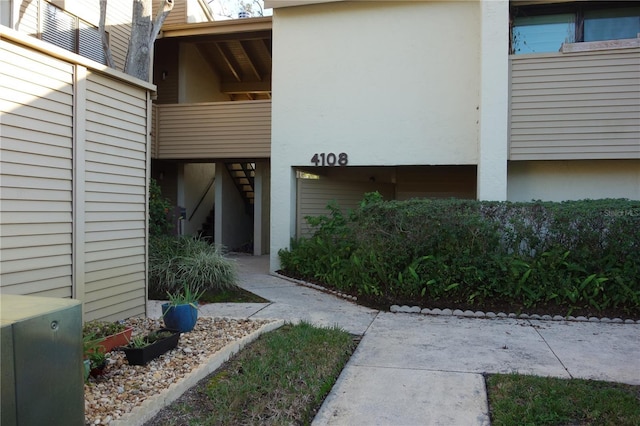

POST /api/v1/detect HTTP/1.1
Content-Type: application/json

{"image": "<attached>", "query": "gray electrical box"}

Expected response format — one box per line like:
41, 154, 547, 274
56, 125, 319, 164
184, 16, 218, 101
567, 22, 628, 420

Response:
1, 294, 84, 426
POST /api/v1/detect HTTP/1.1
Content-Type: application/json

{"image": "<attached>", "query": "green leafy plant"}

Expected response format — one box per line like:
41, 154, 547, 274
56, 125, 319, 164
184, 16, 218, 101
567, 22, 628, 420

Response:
126, 331, 176, 349
149, 178, 174, 236
279, 196, 640, 316
82, 320, 127, 339
149, 235, 238, 297
126, 334, 148, 349
166, 281, 204, 308
83, 333, 106, 369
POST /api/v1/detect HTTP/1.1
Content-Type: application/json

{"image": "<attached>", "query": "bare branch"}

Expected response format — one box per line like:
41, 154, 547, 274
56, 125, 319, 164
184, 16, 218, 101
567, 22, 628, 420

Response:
149, 0, 174, 49
99, 0, 115, 68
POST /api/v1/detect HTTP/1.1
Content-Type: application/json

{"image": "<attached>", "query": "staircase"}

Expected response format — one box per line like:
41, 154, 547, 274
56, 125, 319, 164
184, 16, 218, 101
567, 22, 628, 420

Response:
199, 208, 214, 241
225, 162, 255, 214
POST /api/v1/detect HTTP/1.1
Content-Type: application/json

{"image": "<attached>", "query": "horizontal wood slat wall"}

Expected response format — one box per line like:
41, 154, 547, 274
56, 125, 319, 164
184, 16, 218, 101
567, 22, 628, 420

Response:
155, 100, 271, 159
510, 47, 640, 160
83, 72, 148, 321
0, 32, 150, 321
0, 39, 74, 299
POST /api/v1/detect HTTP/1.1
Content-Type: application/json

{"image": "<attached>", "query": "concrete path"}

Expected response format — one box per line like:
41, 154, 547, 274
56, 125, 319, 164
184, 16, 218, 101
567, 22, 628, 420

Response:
149, 255, 640, 426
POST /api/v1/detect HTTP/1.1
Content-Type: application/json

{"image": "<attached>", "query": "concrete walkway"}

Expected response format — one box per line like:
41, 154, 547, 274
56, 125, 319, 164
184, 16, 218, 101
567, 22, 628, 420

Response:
149, 255, 640, 426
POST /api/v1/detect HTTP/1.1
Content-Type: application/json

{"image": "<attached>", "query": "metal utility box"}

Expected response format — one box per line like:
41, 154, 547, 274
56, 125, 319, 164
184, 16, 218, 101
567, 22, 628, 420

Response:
1, 294, 84, 426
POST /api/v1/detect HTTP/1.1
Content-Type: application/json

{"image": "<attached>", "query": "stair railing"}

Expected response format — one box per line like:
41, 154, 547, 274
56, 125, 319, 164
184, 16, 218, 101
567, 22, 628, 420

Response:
188, 176, 215, 222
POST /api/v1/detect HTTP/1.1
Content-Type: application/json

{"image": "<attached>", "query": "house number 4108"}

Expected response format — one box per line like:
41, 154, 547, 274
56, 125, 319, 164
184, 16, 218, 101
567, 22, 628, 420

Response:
310, 152, 348, 167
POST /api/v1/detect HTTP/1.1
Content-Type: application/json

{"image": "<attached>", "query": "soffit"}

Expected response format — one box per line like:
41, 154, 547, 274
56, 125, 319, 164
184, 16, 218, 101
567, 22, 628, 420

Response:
159, 18, 272, 100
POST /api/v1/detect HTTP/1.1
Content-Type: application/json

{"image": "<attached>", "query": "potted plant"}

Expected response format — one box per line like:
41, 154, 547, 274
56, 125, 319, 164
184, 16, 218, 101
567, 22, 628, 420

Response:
122, 329, 180, 365
83, 320, 133, 353
88, 350, 107, 377
161, 282, 204, 333
83, 333, 107, 380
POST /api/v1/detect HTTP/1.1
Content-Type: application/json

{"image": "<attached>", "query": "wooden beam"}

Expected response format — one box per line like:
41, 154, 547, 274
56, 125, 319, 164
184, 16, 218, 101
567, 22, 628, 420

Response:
159, 17, 272, 38
215, 42, 242, 82
239, 40, 262, 81
221, 79, 271, 94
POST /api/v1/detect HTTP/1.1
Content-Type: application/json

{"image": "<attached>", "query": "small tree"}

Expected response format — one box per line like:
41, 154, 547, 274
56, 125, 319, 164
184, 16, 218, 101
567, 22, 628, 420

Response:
99, 0, 174, 81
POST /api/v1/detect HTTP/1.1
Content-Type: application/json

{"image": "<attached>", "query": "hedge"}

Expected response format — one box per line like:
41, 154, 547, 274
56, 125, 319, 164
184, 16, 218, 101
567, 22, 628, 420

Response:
279, 194, 640, 315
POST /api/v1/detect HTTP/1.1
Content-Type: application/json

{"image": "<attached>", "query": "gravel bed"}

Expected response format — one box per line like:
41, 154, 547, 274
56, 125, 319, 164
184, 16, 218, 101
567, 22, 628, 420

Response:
84, 316, 274, 426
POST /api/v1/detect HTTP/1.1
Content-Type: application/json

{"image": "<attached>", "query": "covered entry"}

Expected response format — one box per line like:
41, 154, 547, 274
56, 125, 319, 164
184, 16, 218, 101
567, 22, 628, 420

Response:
296, 165, 477, 237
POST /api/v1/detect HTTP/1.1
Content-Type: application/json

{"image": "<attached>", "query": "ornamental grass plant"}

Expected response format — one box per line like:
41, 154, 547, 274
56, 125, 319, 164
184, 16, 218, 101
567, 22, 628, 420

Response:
149, 235, 238, 297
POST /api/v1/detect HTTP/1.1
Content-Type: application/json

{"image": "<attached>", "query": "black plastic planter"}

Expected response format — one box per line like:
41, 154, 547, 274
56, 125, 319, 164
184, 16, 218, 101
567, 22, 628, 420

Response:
122, 328, 180, 365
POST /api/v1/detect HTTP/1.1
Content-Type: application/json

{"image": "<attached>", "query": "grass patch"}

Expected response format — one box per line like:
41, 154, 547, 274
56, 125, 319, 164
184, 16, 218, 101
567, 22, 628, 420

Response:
200, 287, 269, 304
151, 322, 356, 425
148, 279, 268, 303
487, 373, 640, 426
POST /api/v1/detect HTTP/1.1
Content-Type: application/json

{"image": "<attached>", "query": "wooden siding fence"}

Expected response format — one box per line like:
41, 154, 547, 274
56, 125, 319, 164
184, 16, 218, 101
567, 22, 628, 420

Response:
0, 28, 153, 322
510, 46, 640, 160
153, 100, 271, 159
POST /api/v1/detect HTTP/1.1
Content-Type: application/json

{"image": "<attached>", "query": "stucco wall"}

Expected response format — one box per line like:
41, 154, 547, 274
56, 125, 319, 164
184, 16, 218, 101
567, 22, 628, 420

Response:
215, 164, 252, 251
184, 163, 215, 235
179, 43, 230, 103
507, 160, 640, 202
270, 0, 491, 270
272, 1, 480, 167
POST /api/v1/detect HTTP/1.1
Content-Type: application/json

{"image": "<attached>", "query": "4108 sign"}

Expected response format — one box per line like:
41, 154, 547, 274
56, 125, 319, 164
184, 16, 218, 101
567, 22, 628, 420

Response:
310, 152, 348, 167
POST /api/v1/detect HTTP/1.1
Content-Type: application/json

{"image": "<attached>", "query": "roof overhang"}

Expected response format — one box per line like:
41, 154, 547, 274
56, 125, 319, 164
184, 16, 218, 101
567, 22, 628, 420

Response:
265, 0, 344, 9
159, 16, 272, 39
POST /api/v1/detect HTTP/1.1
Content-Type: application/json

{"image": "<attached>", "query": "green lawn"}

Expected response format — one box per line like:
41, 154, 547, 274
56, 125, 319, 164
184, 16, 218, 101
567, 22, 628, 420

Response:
487, 373, 640, 426
148, 322, 356, 425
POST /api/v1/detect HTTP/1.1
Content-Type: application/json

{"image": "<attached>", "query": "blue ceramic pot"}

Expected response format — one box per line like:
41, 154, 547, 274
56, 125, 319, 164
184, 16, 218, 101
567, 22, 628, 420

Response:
161, 303, 198, 332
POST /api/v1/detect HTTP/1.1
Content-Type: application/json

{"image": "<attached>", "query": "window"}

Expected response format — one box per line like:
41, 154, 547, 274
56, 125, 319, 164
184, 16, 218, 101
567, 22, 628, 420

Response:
584, 8, 640, 42
511, 3, 640, 54
41, 2, 106, 65
512, 14, 575, 54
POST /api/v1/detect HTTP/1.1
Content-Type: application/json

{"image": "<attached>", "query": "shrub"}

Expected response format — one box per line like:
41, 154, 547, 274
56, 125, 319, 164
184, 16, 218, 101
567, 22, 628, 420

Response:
149, 178, 173, 236
279, 195, 640, 315
149, 235, 238, 296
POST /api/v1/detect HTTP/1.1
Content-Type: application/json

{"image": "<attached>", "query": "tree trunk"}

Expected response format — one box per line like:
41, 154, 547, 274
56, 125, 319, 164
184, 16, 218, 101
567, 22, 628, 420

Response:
98, 0, 115, 68
99, 0, 173, 81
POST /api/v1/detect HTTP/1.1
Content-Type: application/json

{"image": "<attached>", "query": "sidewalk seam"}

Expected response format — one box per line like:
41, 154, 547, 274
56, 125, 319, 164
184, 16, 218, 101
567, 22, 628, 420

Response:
528, 319, 574, 379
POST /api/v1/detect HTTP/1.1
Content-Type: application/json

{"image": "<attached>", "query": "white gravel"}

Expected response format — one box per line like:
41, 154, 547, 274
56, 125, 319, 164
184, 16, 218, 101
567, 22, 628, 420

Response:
84, 316, 274, 426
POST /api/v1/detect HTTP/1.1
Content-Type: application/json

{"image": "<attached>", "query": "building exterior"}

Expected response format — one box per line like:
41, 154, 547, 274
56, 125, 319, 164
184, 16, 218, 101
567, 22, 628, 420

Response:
266, 0, 640, 271
151, 15, 272, 255
0, 0, 156, 321
2, 0, 638, 318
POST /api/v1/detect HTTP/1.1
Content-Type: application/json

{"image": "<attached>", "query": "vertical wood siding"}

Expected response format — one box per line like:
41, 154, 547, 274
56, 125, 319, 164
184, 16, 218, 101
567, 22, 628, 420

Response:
156, 100, 271, 159
83, 73, 148, 321
0, 39, 74, 298
510, 47, 640, 160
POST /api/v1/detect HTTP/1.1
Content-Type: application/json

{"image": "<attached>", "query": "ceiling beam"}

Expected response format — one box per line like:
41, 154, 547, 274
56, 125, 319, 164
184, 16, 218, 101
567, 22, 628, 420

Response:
221, 79, 271, 94
239, 41, 262, 81
215, 43, 242, 82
